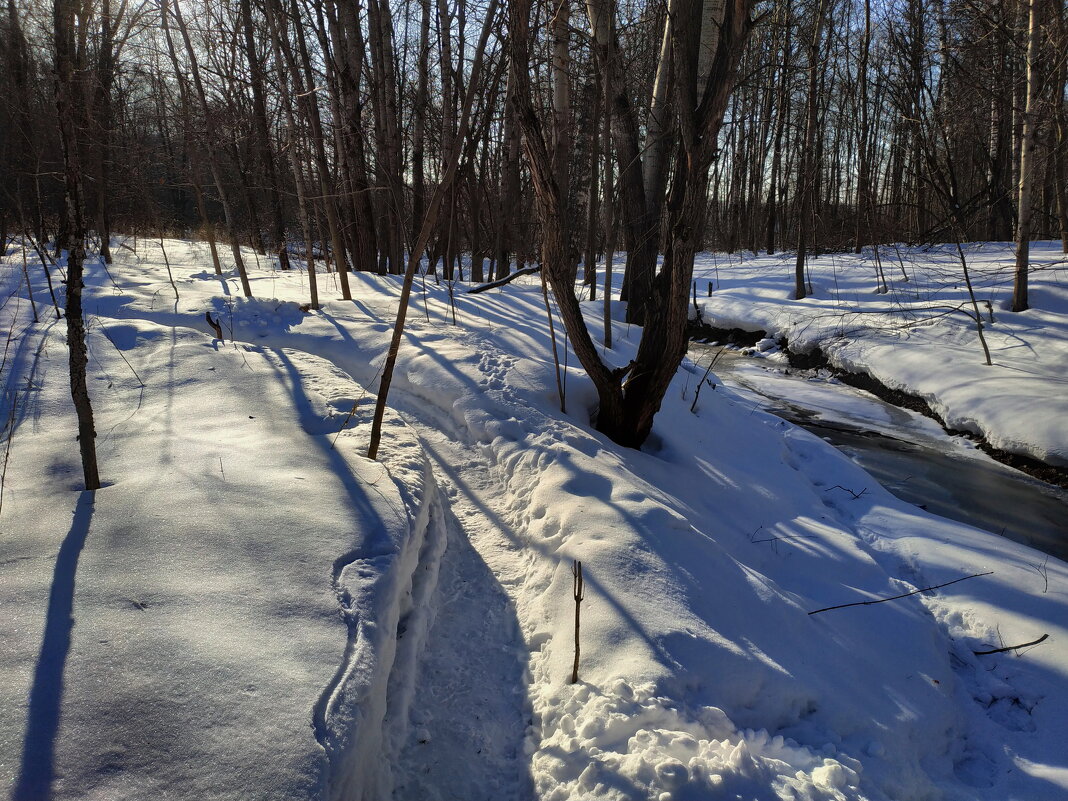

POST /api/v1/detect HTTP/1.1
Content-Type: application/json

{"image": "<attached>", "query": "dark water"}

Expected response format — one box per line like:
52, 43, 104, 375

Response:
691, 344, 1068, 561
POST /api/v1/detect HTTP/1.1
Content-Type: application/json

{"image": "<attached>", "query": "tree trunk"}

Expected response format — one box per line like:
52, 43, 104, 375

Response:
585, 0, 652, 317
367, 0, 500, 459
283, 0, 352, 295
263, 0, 320, 307
584, 69, 601, 298
330, 0, 378, 272
766, 0, 792, 254
552, 0, 574, 284
367, 0, 405, 275
1012, 0, 1041, 311
162, 0, 252, 297
241, 0, 290, 270
54, 0, 101, 490
855, 0, 872, 253
495, 61, 522, 279
794, 0, 829, 299
519, 0, 753, 447
1053, 0, 1068, 252
93, 0, 115, 265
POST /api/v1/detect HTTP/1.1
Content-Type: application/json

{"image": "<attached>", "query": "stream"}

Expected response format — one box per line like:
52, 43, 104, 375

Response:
690, 343, 1068, 562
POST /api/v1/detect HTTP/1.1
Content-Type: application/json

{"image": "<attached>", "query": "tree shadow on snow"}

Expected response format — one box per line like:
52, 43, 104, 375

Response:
13, 491, 95, 801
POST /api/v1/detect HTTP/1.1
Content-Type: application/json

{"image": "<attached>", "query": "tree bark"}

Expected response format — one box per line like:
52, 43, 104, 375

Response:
1012, 0, 1040, 311
54, 0, 101, 490
283, 0, 352, 295
519, 0, 753, 447
367, 0, 500, 459
1053, 0, 1068, 252
367, 0, 405, 275
162, 0, 253, 297
794, 0, 829, 299
240, 0, 290, 270
93, 0, 116, 265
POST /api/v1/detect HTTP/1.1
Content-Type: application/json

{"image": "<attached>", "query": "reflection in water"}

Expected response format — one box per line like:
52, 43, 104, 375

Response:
690, 344, 1068, 561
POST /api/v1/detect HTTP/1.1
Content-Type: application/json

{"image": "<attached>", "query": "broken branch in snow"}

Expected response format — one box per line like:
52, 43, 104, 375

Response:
466, 265, 541, 294
808, 571, 994, 615
825, 484, 869, 500
973, 633, 1049, 656
205, 312, 224, 341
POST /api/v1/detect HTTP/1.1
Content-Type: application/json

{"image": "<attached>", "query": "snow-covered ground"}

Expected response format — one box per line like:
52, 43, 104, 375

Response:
693, 242, 1068, 467
2, 238, 1067, 801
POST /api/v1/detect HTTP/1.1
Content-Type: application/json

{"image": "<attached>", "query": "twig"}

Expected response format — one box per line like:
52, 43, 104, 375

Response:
159, 237, 180, 303
973, 634, 1048, 656
95, 321, 146, 387
808, 571, 993, 615
541, 272, 566, 414
24, 231, 61, 318
825, 484, 869, 500
0, 388, 19, 519
690, 347, 725, 413
571, 560, 584, 684
330, 364, 382, 449
753, 533, 817, 544
20, 241, 38, 323
1028, 555, 1049, 594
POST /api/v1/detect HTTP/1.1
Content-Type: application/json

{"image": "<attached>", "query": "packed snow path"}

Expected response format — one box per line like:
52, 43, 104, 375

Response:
3, 238, 1068, 801
389, 436, 534, 801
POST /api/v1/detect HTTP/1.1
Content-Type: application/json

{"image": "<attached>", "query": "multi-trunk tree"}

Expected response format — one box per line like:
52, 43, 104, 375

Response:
511, 0, 758, 446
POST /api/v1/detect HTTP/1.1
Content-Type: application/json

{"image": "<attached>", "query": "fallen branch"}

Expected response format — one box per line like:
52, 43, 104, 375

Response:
466, 265, 541, 294
808, 571, 993, 615
825, 484, 869, 500
973, 633, 1048, 656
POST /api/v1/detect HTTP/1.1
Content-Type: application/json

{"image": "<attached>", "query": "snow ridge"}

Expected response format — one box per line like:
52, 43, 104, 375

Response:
317, 443, 448, 801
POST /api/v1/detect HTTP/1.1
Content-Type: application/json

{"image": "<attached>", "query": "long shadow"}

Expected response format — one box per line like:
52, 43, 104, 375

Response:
418, 436, 679, 670
13, 491, 96, 801
2, 319, 55, 441
264, 349, 397, 753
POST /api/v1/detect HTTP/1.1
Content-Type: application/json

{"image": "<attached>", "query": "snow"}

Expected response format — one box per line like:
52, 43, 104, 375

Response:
2, 237, 1067, 801
693, 242, 1068, 466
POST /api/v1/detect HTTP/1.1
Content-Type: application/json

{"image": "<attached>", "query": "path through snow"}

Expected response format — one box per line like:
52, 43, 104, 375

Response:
5, 238, 1068, 801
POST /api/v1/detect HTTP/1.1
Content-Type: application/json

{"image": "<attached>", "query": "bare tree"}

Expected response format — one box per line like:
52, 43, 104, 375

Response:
514, 0, 756, 447
1012, 0, 1041, 311
161, 0, 253, 297
53, 0, 101, 490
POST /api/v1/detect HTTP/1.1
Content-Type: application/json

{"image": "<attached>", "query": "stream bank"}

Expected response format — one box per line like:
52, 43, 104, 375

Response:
688, 336, 1068, 560
688, 319, 1068, 490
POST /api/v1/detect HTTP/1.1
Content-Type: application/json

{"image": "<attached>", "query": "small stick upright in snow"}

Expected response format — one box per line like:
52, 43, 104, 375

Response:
205, 312, 224, 341
571, 560, 584, 684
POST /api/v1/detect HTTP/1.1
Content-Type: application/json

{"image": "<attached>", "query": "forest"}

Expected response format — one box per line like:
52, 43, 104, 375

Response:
4, 0, 1067, 451
3, 0, 1068, 799
3, 0, 1067, 282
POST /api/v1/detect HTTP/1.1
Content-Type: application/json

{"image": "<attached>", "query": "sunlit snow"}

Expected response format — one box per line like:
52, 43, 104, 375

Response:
2, 238, 1066, 801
